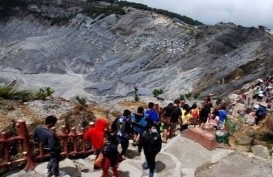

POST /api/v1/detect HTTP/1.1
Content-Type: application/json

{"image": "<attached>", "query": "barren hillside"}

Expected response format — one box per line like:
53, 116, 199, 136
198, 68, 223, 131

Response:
0, 2, 273, 103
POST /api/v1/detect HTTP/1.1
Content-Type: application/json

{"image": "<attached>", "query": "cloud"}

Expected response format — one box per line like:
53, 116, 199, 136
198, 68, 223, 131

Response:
128, 0, 273, 29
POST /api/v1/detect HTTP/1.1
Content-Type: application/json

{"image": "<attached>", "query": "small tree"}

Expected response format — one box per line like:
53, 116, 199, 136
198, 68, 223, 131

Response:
35, 87, 54, 100
134, 86, 140, 102
76, 95, 87, 106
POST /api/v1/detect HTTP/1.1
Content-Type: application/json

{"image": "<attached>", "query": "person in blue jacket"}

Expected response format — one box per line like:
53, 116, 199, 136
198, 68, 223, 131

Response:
131, 106, 147, 146
255, 102, 267, 125
33, 115, 65, 177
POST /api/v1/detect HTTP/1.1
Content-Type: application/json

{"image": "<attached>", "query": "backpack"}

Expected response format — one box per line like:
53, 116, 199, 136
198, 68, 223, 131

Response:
111, 117, 119, 132
116, 116, 130, 139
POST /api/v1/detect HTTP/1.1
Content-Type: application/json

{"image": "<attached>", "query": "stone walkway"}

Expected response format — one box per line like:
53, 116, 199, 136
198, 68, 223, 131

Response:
4, 134, 271, 177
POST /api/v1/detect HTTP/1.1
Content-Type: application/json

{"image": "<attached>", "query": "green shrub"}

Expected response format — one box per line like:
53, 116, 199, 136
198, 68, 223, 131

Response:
193, 92, 200, 99
184, 92, 192, 100
134, 95, 140, 102
76, 95, 87, 106
45, 87, 54, 97
35, 87, 54, 100
153, 88, 163, 97
0, 80, 33, 101
179, 94, 185, 101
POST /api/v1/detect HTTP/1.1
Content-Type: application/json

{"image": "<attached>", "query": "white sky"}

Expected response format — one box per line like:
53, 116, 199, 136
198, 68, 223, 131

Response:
127, 0, 273, 29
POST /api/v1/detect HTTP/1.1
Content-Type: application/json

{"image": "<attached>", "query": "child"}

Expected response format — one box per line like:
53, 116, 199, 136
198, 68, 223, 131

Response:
102, 133, 120, 177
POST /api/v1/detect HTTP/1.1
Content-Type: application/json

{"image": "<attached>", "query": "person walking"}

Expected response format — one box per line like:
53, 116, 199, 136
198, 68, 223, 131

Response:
84, 118, 108, 169
255, 102, 267, 125
102, 133, 120, 177
116, 109, 132, 157
139, 124, 162, 177
131, 107, 147, 146
169, 99, 182, 137
33, 115, 65, 177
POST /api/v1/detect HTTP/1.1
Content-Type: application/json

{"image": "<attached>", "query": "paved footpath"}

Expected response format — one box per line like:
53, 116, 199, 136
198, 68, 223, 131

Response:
5, 134, 271, 177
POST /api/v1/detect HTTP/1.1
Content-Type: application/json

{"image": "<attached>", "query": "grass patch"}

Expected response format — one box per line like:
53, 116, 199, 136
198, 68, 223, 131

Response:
0, 81, 55, 101
0, 81, 34, 101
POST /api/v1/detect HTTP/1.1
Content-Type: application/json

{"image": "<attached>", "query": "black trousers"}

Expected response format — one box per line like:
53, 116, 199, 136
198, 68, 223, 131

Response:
144, 151, 157, 173
120, 139, 129, 156
47, 149, 61, 176
256, 115, 265, 125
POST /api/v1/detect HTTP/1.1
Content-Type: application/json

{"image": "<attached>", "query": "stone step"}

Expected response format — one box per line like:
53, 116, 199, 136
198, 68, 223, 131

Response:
5, 134, 234, 177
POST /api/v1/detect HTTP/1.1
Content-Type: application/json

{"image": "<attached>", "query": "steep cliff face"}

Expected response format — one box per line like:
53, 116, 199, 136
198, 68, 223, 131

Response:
0, 7, 273, 102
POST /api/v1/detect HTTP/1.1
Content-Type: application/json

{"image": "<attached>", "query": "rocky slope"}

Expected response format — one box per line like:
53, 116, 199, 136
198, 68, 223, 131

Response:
0, 4, 273, 103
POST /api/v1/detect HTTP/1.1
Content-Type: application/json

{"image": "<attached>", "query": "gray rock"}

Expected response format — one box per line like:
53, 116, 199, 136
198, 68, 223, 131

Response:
244, 114, 256, 126
235, 136, 253, 146
196, 152, 272, 177
244, 128, 254, 137
251, 145, 270, 159
232, 103, 246, 117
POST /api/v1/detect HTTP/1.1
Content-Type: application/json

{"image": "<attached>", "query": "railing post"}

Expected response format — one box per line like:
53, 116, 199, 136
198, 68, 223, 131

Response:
70, 127, 78, 155
16, 120, 35, 171
80, 127, 86, 154
1, 132, 11, 166
61, 126, 69, 158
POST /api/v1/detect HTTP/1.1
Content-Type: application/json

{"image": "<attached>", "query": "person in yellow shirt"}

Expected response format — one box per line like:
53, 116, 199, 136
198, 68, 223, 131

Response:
180, 104, 191, 131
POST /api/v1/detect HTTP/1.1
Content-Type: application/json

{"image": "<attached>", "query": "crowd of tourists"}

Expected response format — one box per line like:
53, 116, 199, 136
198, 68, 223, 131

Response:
80, 96, 230, 177
32, 77, 273, 177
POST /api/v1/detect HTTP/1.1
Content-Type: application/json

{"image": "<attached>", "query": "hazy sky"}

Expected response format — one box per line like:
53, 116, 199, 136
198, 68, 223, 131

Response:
128, 0, 273, 29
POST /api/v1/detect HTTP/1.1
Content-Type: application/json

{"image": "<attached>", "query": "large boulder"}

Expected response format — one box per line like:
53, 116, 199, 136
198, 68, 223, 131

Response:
244, 114, 256, 126
251, 145, 269, 159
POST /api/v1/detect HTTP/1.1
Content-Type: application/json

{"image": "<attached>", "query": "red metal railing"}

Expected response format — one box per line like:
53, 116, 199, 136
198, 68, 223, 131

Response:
0, 120, 93, 171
